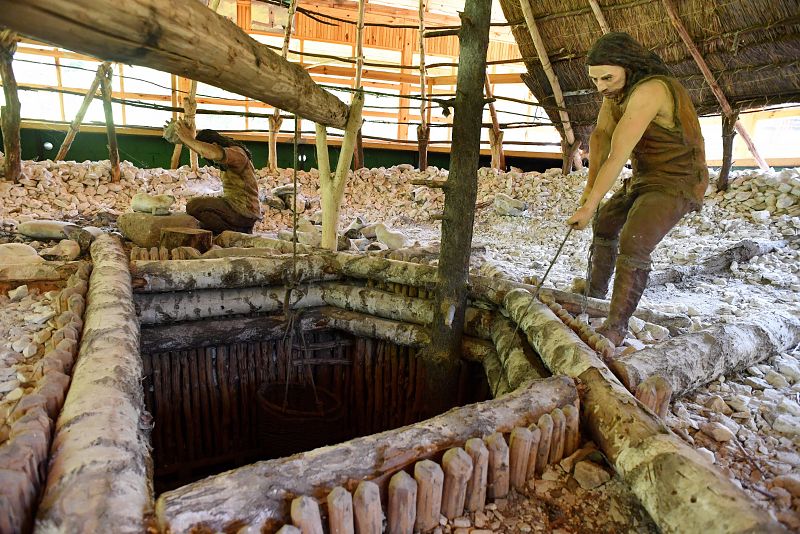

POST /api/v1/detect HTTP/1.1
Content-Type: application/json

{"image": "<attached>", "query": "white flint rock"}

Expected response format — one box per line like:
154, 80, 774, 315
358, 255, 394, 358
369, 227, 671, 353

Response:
0, 243, 45, 265
700, 421, 735, 442
16, 219, 71, 239
40, 239, 81, 261
572, 461, 611, 489
7, 285, 28, 302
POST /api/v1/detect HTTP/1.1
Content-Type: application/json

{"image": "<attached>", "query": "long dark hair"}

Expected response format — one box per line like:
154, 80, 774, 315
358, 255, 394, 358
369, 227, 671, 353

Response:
586, 32, 670, 97
195, 129, 253, 164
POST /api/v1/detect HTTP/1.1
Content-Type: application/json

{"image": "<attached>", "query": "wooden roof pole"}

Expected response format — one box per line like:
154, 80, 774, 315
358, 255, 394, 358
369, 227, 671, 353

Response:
1, 0, 349, 128
587, 0, 611, 33
268, 0, 297, 172
483, 74, 505, 170
99, 63, 121, 182
417, 0, 430, 171
661, 0, 768, 170
518, 0, 578, 173
55, 62, 107, 161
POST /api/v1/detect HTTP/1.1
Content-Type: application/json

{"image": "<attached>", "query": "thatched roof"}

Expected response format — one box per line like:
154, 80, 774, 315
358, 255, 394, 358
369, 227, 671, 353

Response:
498, 0, 800, 145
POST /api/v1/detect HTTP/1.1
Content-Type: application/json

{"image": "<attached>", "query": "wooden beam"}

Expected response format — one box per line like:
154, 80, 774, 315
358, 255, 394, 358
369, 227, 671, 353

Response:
716, 111, 737, 191
587, 0, 611, 33
269, 0, 296, 172
0, 30, 21, 183
417, 0, 429, 170
1, 0, 350, 128
484, 73, 505, 170
99, 63, 120, 182
661, 0, 768, 170
54, 62, 106, 161
236, 0, 252, 32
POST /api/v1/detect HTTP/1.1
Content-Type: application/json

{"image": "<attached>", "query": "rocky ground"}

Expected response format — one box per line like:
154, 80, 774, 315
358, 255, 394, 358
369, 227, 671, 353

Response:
1, 157, 799, 531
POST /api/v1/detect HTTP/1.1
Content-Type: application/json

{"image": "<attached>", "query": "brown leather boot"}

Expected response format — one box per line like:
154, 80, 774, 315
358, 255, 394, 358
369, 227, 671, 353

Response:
598, 256, 650, 346
587, 237, 618, 299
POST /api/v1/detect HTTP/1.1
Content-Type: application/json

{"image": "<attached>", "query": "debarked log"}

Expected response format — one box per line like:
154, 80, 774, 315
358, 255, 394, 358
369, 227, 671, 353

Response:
154, 376, 579, 533
131, 254, 340, 292
35, 235, 151, 533
503, 288, 785, 534
490, 314, 548, 391
610, 311, 800, 397
0, 260, 84, 293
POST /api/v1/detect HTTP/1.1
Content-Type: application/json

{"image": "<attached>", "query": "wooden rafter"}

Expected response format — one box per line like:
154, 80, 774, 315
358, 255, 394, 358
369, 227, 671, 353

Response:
587, 0, 611, 33
54, 62, 107, 161
661, 0, 768, 170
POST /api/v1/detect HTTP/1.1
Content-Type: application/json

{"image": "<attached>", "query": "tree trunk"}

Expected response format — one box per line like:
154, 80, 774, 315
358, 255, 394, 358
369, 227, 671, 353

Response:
716, 112, 738, 192
0, 30, 21, 183
417, 124, 430, 171
483, 75, 505, 170
610, 311, 800, 396
503, 288, 784, 534
353, 128, 364, 170
3, 0, 349, 128
155, 376, 578, 533
99, 64, 120, 182
425, 0, 491, 418
35, 236, 151, 533
55, 62, 106, 161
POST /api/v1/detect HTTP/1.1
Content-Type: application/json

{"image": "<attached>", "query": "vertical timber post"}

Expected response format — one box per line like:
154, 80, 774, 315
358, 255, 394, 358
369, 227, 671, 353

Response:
269, 0, 296, 173
56, 63, 107, 161
417, 0, 429, 171
352, 0, 366, 171
99, 63, 121, 183
717, 112, 738, 192
483, 74, 505, 170
0, 30, 21, 183
424, 0, 491, 416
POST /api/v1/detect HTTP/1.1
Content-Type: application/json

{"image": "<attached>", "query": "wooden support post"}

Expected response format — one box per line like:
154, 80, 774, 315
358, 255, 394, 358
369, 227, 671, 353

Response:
414, 460, 443, 532
717, 112, 738, 191
327, 487, 355, 534
464, 438, 488, 513
351, 0, 365, 172
98, 63, 120, 183
353, 481, 382, 534
417, 0, 429, 171
55, 62, 106, 161
0, 30, 21, 183
562, 404, 580, 457
388, 471, 417, 534
524, 427, 541, 481
290, 496, 324, 534
353, 129, 364, 170
661, 0, 768, 170
587, 0, 611, 33
518, 0, 578, 173
549, 408, 566, 464
186, 81, 199, 170
483, 74, 505, 170
441, 447, 472, 519
268, 0, 297, 172
315, 123, 331, 182
534, 413, 553, 475
485, 432, 509, 500
508, 427, 533, 490
425, 0, 491, 418
4, 0, 350, 128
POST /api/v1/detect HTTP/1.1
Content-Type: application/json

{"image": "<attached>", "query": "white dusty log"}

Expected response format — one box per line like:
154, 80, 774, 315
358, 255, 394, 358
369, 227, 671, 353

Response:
135, 284, 325, 324
353, 481, 382, 534
482, 350, 511, 398
508, 427, 533, 490
327, 487, 355, 534
610, 311, 800, 396
504, 288, 784, 533
290, 496, 324, 534
35, 235, 150, 533
215, 233, 318, 254
464, 438, 488, 513
549, 408, 566, 464
441, 448, 472, 520
1, 0, 349, 128
562, 404, 580, 457
414, 460, 443, 532
387, 471, 416, 534
485, 433, 509, 500
534, 413, 553, 476
524, 427, 541, 481
130, 255, 338, 292
490, 314, 547, 390
155, 377, 577, 532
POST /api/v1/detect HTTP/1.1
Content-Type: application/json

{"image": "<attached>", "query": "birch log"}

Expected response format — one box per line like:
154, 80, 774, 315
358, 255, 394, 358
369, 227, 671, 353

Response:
155, 377, 578, 533
503, 288, 784, 534
35, 235, 150, 533
2, 0, 349, 128
610, 311, 800, 396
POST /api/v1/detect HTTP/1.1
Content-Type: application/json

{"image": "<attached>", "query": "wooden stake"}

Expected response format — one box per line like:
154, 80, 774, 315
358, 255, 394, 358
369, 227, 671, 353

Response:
327, 487, 355, 534
290, 496, 324, 534
549, 408, 566, 464
562, 404, 580, 457
661, 0, 768, 170
98, 63, 120, 182
518, 0, 578, 172
55, 62, 107, 161
534, 413, 553, 475
353, 481, 382, 534
417, 0, 429, 171
0, 30, 21, 183
388, 471, 417, 534
484, 432, 509, 500
441, 447, 473, 519
717, 112, 737, 191
464, 437, 488, 512
484, 75, 505, 170
508, 427, 533, 490
414, 459, 443, 532
525, 427, 541, 481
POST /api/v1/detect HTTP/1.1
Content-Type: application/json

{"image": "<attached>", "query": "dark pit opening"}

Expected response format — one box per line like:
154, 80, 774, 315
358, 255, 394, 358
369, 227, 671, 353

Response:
142, 326, 490, 493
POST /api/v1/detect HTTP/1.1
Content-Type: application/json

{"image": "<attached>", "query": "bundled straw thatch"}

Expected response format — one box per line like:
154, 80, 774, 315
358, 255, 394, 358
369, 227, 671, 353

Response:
499, 0, 800, 145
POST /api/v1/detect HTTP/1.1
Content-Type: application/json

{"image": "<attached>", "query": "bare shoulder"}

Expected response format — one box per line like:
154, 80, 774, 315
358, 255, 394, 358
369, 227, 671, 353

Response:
628, 78, 670, 104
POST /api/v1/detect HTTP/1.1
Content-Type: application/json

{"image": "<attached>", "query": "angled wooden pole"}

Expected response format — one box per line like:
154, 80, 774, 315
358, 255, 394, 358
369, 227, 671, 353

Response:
99, 63, 120, 182
56, 62, 107, 161
717, 111, 738, 192
425, 0, 491, 417
268, 0, 297, 172
483, 74, 505, 170
661, 0, 768, 170
518, 0, 579, 174
417, 0, 430, 171
0, 29, 21, 183
587, 0, 611, 33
